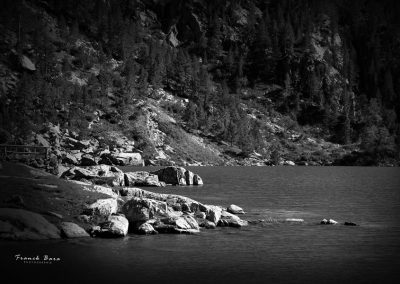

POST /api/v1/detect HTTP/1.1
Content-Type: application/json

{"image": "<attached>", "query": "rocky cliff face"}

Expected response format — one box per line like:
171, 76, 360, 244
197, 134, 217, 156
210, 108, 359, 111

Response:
0, 0, 398, 167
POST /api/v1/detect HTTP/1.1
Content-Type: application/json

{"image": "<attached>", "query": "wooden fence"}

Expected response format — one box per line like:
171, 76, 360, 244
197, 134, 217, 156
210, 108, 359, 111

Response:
0, 144, 50, 159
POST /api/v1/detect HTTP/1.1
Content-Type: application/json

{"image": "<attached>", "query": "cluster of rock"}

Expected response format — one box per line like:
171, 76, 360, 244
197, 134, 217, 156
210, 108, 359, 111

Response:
0, 185, 247, 240
14, 122, 145, 174
320, 218, 357, 226
60, 165, 203, 187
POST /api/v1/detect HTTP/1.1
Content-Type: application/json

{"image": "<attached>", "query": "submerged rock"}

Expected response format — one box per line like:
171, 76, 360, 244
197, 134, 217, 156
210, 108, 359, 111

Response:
0, 208, 60, 240
285, 218, 304, 223
59, 222, 90, 238
227, 204, 245, 214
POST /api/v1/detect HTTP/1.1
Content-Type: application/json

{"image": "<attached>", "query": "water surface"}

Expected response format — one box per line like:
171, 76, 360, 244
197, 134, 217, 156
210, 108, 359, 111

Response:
2, 167, 400, 284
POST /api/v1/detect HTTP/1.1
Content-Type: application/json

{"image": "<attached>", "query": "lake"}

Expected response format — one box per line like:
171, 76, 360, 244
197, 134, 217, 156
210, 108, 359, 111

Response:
1, 166, 400, 284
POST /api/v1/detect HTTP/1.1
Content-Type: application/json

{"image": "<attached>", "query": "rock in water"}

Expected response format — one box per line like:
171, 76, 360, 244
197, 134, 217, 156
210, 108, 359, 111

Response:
0, 208, 60, 240
59, 222, 89, 238
124, 172, 163, 187
151, 166, 203, 186
218, 211, 248, 228
151, 166, 187, 185
185, 170, 194, 185
193, 174, 203, 185
96, 215, 129, 237
320, 218, 338, 225
227, 204, 245, 214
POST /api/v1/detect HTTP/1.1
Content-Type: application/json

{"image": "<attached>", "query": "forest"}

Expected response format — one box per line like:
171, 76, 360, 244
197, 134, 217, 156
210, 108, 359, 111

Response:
0, 0, 399, 165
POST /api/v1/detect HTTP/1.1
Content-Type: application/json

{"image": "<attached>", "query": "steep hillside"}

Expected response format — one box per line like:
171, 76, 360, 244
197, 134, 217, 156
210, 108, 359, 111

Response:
0, 0, 399, 167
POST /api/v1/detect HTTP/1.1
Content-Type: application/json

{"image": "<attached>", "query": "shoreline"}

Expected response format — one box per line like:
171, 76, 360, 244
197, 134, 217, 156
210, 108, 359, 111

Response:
0, 161, 248, 241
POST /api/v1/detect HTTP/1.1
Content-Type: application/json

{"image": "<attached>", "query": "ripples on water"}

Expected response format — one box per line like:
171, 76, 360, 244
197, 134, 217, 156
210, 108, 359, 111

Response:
1, 167, 400, 284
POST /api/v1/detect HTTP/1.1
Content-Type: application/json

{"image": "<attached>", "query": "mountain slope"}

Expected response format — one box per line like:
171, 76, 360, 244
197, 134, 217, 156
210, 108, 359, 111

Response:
0, 0, 399, 166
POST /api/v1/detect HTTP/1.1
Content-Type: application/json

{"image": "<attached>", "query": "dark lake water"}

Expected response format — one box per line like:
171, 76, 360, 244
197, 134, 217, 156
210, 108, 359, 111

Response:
2, 167, 400, 284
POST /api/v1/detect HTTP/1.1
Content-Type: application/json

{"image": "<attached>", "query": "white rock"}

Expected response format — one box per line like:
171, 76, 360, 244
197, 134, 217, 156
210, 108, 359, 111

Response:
20, 55, 36, 71
227, 204, 245, 214
97, 215, 129, 237
85, 198, 118, 218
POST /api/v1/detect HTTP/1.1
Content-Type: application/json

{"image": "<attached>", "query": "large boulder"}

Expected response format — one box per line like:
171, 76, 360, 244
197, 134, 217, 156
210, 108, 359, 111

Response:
84, 198, 118, 219
227, 204, 245, 214
151, 166, 188, 185
95, 215, 129, 238
122, 197, 177, 224
0, 208, 60, 240
218, 211, 248, 228
124, 172, 164, 187
59, 222, 89, 238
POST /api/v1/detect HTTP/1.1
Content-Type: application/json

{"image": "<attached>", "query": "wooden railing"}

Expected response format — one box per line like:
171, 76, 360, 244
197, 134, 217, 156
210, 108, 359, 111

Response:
0, 144, 50, 159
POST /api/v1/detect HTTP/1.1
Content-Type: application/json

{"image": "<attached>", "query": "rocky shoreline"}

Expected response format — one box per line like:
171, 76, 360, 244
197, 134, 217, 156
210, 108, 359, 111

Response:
0, 161, 358, 241
0, 162, 247, 240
